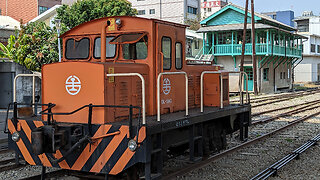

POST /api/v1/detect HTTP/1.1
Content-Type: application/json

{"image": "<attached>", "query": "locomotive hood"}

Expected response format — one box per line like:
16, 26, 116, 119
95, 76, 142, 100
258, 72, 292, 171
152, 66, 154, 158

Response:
42, 62, 105, 124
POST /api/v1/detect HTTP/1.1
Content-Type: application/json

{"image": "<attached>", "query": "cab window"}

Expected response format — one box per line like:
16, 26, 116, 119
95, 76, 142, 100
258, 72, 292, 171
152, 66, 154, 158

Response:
94, 37, 116, 58
65, 38, 90, 59
175, 42, 182, 69
122, 35, 148, 60
162, 37, 172, 70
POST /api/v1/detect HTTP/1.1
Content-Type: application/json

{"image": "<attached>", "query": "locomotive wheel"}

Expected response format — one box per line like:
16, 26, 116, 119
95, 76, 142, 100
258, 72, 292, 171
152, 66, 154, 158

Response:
212, 123, 227, 152
126, 165, 140, 180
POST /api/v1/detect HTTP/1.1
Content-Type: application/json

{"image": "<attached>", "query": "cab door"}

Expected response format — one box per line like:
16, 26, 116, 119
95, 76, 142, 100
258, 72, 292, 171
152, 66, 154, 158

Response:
156, 23, 186, 114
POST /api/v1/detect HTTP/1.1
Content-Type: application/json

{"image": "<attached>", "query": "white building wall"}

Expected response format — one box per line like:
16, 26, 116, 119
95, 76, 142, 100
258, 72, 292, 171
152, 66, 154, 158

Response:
295, 33, 320, 83
295, 56, 320, 82
216, 55, 292, 93
309, 17, 320, 36
295, 64, 312, 82
129, 0, 199, 24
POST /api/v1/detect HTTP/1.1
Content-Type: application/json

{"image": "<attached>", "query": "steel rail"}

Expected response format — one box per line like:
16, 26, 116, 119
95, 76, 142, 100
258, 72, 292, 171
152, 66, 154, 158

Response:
0, 158, 25, 173
251, 133, 320, 180
252, 99, 320, 117
252, 103, 320, 125
230, 89, 320, 103
164, 108, 320, 180
251, 90, 320, 108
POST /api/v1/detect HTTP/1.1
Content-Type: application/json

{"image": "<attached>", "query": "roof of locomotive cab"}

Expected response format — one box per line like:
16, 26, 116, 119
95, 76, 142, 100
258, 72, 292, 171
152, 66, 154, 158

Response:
60, 16, 188, 38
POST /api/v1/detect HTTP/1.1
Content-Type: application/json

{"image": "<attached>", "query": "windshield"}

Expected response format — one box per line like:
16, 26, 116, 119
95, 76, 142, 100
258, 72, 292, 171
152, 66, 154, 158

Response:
94, 36, 116, 58
122, 35, 148, 60
65, 38, 90, 59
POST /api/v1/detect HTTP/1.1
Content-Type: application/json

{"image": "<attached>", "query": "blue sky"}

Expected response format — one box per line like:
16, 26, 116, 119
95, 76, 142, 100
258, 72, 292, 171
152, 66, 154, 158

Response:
229, 0, 320, 17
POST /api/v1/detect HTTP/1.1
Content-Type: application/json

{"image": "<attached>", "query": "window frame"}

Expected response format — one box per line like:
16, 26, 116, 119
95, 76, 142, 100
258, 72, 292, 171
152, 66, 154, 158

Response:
122, 35, 148, 60
65, 37, 90, 60
175, 42, 183, 70
263, 68, 269, 81
138, 10, 146, 15
93, 36, 117, 59
149, 9, 155, 14
161, 36, 172, 70
311, 44, 316, 53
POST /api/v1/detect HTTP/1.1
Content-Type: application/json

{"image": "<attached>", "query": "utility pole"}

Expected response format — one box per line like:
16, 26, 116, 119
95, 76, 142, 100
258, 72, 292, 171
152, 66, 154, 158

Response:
240, 0, 249, 72
240, 0, 249, 104
251, 0, 257, 95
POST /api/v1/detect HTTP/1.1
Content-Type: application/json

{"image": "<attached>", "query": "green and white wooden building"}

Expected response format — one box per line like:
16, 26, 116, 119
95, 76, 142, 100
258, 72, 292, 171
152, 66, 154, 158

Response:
196, 3, 306, 93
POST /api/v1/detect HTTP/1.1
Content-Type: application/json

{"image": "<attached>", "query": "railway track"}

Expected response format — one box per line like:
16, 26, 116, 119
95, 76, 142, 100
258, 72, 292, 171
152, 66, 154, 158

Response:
251, 100, 320, 125
230, 89, 316, 103
164, 106, 320, 179
251, 89, 320, 108
251, 133, 320, 180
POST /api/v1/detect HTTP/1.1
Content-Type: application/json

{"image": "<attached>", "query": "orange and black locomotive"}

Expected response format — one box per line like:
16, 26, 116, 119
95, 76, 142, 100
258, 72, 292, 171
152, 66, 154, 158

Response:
7, 16, 251, 179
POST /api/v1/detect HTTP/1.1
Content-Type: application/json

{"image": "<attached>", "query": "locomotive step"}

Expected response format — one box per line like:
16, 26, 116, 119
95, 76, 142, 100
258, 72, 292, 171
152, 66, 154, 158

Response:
140, 173, 162, 180
151, 148, 162, 154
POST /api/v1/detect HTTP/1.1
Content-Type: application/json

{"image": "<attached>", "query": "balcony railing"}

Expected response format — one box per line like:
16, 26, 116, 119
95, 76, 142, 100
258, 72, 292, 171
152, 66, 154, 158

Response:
206, 43, 302, 57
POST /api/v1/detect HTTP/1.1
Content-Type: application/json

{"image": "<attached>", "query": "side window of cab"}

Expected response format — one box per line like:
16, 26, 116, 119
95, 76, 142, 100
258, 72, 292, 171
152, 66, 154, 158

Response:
162, 37, 172, 70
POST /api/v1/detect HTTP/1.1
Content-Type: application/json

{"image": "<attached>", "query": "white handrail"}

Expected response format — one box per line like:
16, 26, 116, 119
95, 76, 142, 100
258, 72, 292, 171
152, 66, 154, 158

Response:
13, 73, 42, 104
239, 72, 249, 105
157, 72, 188, 122
106, 73, 146, 124
200, 71, 223, 112
200, 71, 249, 113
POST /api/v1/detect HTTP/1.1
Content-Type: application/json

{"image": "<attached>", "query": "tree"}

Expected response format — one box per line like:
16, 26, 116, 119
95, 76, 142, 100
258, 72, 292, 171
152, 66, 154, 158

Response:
184, 14, 201, 31
56, 0, 137, 29
0, 0, 137, 72
14, 22, 60, 71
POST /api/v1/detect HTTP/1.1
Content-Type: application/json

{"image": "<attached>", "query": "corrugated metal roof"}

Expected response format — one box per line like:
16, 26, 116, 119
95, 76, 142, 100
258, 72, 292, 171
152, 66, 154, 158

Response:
197, 23, 272, 32
0, 16, 20, 30
197, 23, 307, 39
186, 29, 203, 39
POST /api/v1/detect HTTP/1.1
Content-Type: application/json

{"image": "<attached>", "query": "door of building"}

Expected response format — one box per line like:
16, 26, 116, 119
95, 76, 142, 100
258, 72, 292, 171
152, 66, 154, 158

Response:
244, 67, 253, 91
0, 72, 14, 108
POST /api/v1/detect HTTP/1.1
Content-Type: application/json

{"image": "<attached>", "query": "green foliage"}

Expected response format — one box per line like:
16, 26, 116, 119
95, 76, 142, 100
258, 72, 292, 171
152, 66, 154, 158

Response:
184, 15, 201, 31
56, 0, 137, 29
0, 35, 16, 60
15, 22, 59, 71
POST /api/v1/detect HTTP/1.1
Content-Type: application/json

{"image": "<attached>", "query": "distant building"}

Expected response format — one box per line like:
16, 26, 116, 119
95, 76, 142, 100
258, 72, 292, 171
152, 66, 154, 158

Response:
294, 11, 320, 82
200, 0, 228, 20
186, 29, 203, 58
29, 5, 62, 28
0, 16, 20, 45
0, 0, 61, 23
128, 0, 200, 24
198, 3, 305, 93
262, 10, 295, 27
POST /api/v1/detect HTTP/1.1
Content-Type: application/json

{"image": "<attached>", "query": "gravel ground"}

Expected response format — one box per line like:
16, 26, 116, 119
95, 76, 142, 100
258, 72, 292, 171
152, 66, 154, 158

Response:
176, 93, 320, 180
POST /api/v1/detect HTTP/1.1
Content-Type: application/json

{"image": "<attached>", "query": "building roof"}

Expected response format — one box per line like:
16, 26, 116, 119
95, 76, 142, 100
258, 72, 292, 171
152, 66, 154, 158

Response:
186, 29, 203, 39
0, 16, 20, 30
200, 3, 296, 32
29, 5, 62, 24
197, 23, 307, 39
197, 23, 273, 32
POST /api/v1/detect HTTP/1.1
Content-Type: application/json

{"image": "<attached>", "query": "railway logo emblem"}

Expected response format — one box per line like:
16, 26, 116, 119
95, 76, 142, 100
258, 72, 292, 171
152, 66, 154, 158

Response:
163, 78, 171, 95
65, 75, 81, 95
